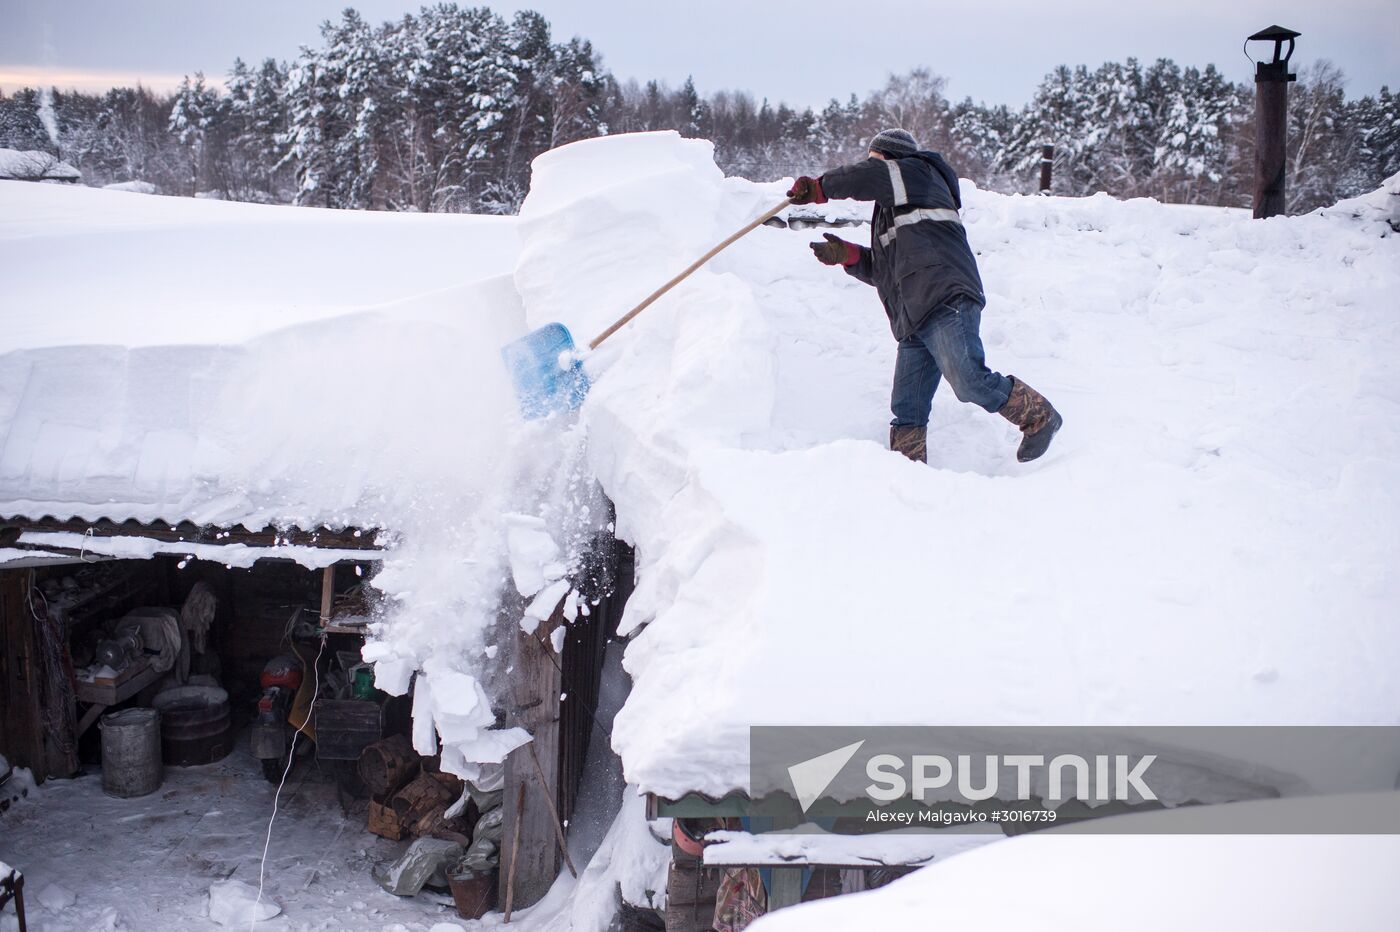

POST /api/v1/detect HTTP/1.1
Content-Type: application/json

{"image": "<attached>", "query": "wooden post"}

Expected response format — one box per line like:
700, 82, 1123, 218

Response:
1038, 145, 1054, 194
0, 569, 47, 782
319, 564, 335, 626
499, 605, 564, 909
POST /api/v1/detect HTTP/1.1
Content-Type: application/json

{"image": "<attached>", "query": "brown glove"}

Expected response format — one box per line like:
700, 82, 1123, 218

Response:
786, 175, 827, 205
810, 232, 860, 266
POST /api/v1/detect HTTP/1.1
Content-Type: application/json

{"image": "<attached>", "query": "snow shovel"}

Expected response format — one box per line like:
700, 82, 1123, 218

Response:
502, 196, 795, 418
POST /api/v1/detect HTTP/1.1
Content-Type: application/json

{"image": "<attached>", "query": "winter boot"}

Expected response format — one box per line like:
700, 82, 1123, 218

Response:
998, 377, 1062, 462
890, 424, 927, 463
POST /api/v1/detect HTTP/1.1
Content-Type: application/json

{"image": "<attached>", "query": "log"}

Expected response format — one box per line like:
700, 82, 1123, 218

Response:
428, 768, 464, 797
358, 734, 419, 796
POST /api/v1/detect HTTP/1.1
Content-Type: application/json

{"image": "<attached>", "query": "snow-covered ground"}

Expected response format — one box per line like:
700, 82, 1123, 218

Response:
3, 136, 1399, 929
0, 747, 484, 931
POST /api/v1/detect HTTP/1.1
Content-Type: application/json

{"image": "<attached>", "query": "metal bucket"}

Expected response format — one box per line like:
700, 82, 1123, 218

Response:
153, 686, 232, 766
448, 868, 497, 920
99, 707, 162, 798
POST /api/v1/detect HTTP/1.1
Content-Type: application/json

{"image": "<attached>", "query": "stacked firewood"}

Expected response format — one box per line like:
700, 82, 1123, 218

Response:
359, 734, 475, 843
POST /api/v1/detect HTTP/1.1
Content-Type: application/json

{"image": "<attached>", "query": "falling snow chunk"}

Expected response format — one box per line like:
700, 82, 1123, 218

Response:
550, 626, 566, 654
504, 513, 562, 597
524, 579, 570, 628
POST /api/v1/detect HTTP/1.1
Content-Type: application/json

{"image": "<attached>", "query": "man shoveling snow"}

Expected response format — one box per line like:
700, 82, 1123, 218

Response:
787, 128, 1063, 463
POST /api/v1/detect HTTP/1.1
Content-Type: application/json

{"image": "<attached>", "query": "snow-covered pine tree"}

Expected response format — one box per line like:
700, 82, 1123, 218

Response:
1001, 64, 1095, 194
1154, 64, 1241, 203
284, 42, 338, 206
168, 72, 221, 195
1079, 59, 1151, 197
1344, 86, 1400, 193
674, 77, 706, 138
248, 59, 293, 199
544, 36, 606, 151
0, 88, 52, 152
948, 98, 1013, 189
811, 95, 865, 165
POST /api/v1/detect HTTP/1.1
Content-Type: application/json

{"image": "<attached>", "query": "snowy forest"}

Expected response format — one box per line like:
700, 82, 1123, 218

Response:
1, 4, 1396, 214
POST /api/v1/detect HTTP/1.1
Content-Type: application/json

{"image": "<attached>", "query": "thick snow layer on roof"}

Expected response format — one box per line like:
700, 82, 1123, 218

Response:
512, 133, 1400, 800
0, 181, 523, 530
0, 180, 517, 354
748, 793, 1400, 931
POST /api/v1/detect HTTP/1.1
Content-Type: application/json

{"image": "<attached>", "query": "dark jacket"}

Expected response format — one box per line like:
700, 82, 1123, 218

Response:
820, 151, 984, 340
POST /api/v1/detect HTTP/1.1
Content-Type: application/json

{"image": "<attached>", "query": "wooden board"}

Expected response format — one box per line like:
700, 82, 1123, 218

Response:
0, 569, 45, 780
500, 596, 563, 911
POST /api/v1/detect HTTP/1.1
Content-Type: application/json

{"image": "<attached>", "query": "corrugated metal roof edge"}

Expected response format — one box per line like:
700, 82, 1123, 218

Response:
0, 513, 386, 551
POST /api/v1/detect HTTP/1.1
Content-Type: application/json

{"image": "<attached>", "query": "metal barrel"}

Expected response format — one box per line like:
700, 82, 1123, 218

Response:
99, 707, 163, 798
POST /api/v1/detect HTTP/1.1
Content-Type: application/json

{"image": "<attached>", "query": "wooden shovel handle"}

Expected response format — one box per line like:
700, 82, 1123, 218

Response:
587, 196, 795, 350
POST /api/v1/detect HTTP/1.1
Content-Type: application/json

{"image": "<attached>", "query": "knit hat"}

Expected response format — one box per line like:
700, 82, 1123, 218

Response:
869, 128, 918, 159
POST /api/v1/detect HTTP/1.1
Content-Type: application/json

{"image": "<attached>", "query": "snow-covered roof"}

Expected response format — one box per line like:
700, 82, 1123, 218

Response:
0, 148, 80, 181
3, 139, 1398, 806
510, 134, 1400, 800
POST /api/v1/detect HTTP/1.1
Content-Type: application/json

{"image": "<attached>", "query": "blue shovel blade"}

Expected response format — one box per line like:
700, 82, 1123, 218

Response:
501, 322, 591, 419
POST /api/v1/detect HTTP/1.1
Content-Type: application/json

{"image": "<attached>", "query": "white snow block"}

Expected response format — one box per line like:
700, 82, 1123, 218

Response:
208, 879, 281, 925
36, 882, 77, 912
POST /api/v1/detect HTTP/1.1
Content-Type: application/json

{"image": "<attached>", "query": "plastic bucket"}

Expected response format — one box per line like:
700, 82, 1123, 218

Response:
99, 707, 162, 798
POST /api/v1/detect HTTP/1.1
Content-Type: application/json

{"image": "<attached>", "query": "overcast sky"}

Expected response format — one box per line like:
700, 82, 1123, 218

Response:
1, 0, 1396, 107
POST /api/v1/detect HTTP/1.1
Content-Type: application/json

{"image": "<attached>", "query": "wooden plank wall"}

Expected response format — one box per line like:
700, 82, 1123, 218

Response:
0, 568, 45, 780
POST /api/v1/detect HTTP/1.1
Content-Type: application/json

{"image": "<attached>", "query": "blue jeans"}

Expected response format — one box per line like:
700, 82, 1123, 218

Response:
891, 295, 1012, 426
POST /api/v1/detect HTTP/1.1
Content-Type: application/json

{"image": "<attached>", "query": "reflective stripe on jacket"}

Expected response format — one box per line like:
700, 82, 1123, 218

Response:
819, 151, 985, 340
